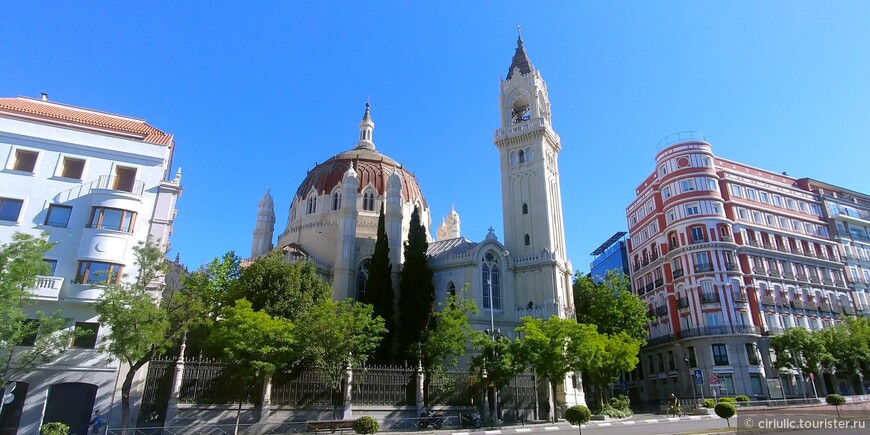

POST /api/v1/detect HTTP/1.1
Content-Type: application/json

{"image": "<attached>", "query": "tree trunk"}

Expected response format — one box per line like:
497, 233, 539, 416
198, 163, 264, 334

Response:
549, 380, 558, 423
119, 357, 150, 434
234, 400, 242, 435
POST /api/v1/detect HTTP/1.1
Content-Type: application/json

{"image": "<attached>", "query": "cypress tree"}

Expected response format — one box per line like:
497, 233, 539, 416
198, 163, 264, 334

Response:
397, 205, 436, 362
363, 204, 396, 363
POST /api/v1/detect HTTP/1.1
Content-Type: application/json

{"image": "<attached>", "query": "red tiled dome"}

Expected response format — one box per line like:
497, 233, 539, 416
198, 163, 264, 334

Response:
294, 146, 426, 206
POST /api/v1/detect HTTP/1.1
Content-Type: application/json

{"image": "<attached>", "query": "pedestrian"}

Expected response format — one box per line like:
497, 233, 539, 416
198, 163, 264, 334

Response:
89, 410, 105, 435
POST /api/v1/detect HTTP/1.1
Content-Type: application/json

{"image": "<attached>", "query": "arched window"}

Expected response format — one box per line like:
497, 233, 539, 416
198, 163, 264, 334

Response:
518, 150, 526, 163
522, 203, 528, 215
524, 234, 530, 246
482, 252, 501, 309
356, 259, 370, 301
307, 195, 317, 214
332, 191, 342, 210
525, 147, 534, 161
448, 281, 456, 298
363, 191, 375, 211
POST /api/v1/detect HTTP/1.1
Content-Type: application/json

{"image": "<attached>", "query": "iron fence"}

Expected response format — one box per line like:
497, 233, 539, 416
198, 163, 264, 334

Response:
137, 358, 175, 427
179, 360, 254, 404
271, 369, 340, 406
425, 369, 474, 406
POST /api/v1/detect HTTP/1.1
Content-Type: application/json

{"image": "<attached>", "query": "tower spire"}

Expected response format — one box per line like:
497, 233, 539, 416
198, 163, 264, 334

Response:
506, 28, 534, 80
356, 101, 375, 150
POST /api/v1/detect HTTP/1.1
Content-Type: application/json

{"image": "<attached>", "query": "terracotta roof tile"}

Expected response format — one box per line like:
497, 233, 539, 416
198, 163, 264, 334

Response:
0, 97, 173, 146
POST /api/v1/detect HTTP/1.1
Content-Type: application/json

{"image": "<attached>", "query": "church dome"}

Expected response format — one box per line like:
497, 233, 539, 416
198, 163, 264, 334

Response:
293, 103, 425, 206
294, 147, 426, 206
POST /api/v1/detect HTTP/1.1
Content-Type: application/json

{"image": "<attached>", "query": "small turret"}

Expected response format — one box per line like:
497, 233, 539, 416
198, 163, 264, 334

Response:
356, 102, 375, 150
251, 188, 276, 258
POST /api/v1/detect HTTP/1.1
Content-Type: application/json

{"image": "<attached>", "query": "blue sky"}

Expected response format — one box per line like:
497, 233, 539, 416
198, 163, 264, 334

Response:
3, 2, 870, 272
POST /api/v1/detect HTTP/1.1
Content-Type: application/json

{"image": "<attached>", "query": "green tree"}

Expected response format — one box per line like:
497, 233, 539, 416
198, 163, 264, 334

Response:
180, 252, 241, 357
397, 205, 435, 361
818, 318, 870, 381
421, 290, 479, 370
826, 393, 846, 418
210, 299, 297, 377
0, 233, 73, 389
583, 332, 641, 407
515, 316, 602, 422
770, 327, 834, 393
363, 204, 395, 364
95, 239, 210, 431
573, 271, 649, 342
297, 298, 387, 392
235, 251, 331, 321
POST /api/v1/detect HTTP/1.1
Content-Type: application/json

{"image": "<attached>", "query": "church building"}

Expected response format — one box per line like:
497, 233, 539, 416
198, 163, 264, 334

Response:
249, 35, 583, 406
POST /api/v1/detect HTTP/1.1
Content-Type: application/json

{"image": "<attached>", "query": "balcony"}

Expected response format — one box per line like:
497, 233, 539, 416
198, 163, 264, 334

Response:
642, 258, 650, 267
844, 305, 856, 315
700, 292, 721, 304
783, 272, 796, 280
753, 266, 767, 274
822, 278, 833, 286
764, 327, 785, 336
678, 325, 731, 339
672, 268, 684, 279
768, 269, 781, 278
645, 283, 655, 293
831, 304, 843, 314
690, 238, 708, 245
733, 325, 761, 335
668, 242, 679, 251
725, 262, 739, 271
733, 291, 748, 303
819, 302, 832, 313
645, 334, 674, 347
834, 279, 846, 287
805, 301, 819, 311
29, 276, 63, 301
761, 296, 776, 306
796, 274, 808, 282
720, 234, 733, 242
655, 277, 664, 288
651, 251, 659, 261
836, 208, 870, 221
790, 300, 805, 309
695, 264, 714, 273
677, 297, 690, 309
809, 276, 821, 284
646, 309, 655, 318
655, 306, 669, 317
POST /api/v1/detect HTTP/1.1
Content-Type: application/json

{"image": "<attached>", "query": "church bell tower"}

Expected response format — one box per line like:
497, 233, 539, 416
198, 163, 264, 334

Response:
494, 32, 572, 312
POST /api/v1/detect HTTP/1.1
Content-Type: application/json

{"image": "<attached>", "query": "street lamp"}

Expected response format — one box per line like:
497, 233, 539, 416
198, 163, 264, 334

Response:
485, 328, 501, 428
481, 365, 489, 428
685, 358, 697, 405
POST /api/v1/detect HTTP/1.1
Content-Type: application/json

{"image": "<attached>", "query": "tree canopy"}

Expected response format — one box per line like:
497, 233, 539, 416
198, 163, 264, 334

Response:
209, 299, 297, 377
363, 204, 395, 364
0, 232, 71, 387
235, 250, 331, 322
583, 332, 642, 407
397, 205, 435, 361
573, 270, 649, 342
420, 289, 479, 370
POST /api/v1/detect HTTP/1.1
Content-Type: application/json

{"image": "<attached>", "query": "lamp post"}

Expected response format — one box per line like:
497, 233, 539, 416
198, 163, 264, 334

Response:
685, 358, 697, 405
481, 366, 489, 428
485, 272, 499, 427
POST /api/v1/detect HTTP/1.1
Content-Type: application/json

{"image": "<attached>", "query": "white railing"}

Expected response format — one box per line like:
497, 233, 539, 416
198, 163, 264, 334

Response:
30, 276, 64, 300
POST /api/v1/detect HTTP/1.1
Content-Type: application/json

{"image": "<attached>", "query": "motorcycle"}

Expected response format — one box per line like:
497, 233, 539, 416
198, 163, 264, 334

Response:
418, 409, 444, 430
461, 411, 481, 429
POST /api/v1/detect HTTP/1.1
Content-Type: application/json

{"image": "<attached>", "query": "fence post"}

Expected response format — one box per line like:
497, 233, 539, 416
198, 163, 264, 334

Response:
260, 373, 272, 423
164, 333, 187, 423
342, 364, 353, 420
416, 360, 425, 414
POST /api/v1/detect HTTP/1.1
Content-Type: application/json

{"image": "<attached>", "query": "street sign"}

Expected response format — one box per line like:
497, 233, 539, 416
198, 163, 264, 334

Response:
708, 373, 720, 385
693, 370, 704, 385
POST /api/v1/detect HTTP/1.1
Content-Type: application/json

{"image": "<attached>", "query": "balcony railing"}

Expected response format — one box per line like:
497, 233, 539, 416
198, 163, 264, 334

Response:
656, 306, 669, 317
783, 272, 796, 280
733, 325, 761, 335
753, 266, 767, 274
822, 278, 833, 286
805, 301, 819, 311
761, 296, 776, 306
646, 309, 655, 318
677, 297, 690, 309
796, 274, 808, 282
645, 283, 655, 293
672, 268, 684, 279
809, 276, 821, 284
678, 325, 753, 339
690, 238, 708, 245
30, 276, 63, 300
92, 175, 145, 195
720, 234, 733, 242
764, 327, 785, 336
642, 258, 650, 267
725, 262, 739, 271
819, 302, 832, 313
768, 269, 781, 278
733, 291, 748, 303
831, 304, 843, 314
668, 242, 679, 251
695, 264, 714, 273
700, 292, 720, 304
844, 305, 856, 315
790, 300, 805, 309
645, 334, 674, 347
654, 278, 664, 288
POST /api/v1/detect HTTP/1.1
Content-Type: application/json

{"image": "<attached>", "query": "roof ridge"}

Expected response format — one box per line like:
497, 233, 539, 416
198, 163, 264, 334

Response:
6, 96, 148, 123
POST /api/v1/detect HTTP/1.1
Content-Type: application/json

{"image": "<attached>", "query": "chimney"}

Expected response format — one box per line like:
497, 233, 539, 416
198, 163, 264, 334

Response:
41, 92, 48, 101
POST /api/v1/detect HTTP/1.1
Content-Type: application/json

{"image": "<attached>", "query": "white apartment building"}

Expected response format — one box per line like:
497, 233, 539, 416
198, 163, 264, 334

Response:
0, 95, 182, 433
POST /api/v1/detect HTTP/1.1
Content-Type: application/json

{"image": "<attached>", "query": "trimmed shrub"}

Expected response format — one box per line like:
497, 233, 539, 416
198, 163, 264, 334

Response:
596, 404, 632, 419
608, 394, 631, 411
715, 402, 737, 427
565, 405, 592, 425
40, 422, 70, 435
353, 416, 380, 434
718, 396, 736, 403
735, 395, 750, 402
703, 398, 715, 408
826, 394, 846, 418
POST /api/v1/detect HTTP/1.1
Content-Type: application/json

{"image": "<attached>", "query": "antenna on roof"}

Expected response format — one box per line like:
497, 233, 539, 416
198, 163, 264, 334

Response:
40, 92, 48, 101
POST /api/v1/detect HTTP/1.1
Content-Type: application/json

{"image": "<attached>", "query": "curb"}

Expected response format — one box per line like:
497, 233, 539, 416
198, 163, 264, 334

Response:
445, 415, 718, 434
